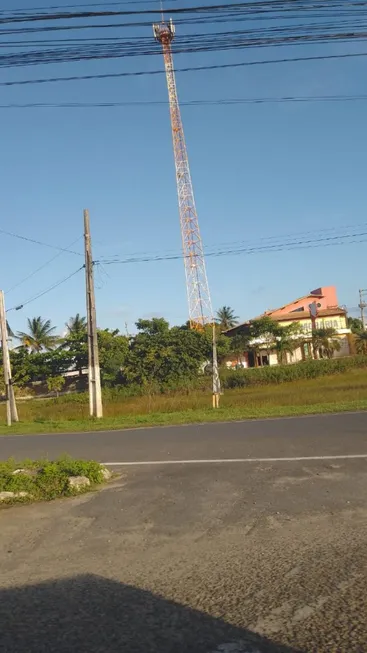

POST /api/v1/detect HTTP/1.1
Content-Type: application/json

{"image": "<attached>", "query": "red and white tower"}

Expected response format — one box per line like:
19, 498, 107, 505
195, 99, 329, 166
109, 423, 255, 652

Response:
153, 19, 213, 330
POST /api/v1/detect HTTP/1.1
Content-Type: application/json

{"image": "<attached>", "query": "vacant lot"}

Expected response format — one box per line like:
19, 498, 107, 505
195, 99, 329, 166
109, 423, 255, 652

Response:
0, 368, 366, 434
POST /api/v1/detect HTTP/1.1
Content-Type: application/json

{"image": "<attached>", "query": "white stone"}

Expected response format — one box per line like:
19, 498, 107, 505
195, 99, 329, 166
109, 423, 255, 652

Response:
12, 468, 37, 477
68, 475, 91, 491
0, 491, 15, 501
100, 466, 111, 481
0, 491, 30, 501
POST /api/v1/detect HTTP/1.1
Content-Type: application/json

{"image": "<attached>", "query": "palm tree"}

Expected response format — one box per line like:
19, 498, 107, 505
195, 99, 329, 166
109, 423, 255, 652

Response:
312, 327, 341, 360
216, 306, 239, 331
274, 322, 303, 365
275, 335, 297, 365
61, 314, 87, 377
355, 331, 367, 355
17, 317, 59, 353
65, 313, 87, 337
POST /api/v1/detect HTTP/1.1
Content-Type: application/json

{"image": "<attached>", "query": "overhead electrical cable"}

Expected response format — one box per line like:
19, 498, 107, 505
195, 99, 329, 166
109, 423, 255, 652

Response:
1, 93, 367, 109
97, 230, 367, 266
6, 265, 85, 312
0, 227, 83, 256
5, 235, 83, 294
1, 50, 365, 88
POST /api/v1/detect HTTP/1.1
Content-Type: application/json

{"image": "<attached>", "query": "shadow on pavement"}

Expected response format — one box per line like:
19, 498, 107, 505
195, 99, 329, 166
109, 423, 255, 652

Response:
0, 574, 302, 653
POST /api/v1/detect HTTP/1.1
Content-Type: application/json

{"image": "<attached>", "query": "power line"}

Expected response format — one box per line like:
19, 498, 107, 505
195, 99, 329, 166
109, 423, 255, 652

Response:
0, 228, 83, 256
101, 221, 367, 261
3, 1, 367, 22
1, 50, 365, 88
1, 93, 367, 109
5, 235, 83, 294
97, 230, 367, 266
7, 265, 85, 312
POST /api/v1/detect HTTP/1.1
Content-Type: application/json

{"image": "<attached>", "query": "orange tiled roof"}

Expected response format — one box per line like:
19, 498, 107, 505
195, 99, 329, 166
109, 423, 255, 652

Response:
271, 307, 346, 322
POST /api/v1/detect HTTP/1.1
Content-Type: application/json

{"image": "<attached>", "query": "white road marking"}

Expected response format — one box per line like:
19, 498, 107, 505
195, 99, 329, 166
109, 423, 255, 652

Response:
104, 454, 367, 466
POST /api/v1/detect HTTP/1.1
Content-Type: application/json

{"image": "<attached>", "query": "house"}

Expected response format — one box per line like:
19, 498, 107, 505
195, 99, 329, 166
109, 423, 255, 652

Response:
224, 286, 352, 368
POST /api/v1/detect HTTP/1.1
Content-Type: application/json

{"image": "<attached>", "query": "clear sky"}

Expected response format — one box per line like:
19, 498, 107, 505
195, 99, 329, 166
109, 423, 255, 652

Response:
1, 0, 366, 336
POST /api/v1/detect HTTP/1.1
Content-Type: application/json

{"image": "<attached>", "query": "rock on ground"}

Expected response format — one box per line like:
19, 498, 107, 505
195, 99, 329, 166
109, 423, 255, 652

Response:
68, 476, 91, 491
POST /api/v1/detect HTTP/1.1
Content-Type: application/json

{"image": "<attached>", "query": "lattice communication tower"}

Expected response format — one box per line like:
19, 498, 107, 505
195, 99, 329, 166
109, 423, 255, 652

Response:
153, 18, 213, 329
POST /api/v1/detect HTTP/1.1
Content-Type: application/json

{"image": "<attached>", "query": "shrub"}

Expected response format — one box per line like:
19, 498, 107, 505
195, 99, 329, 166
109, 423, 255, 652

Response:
0, 457, 108, 504
222, 355, 367, 389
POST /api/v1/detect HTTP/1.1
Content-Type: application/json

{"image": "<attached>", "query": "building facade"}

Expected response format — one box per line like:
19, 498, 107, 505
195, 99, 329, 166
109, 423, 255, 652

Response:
225, 286, 352, 368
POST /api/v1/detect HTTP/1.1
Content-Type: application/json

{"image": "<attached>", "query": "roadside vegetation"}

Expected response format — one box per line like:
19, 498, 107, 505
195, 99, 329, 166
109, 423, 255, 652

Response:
0, 457, 109, 504
0, 311, 366, 434
0, 367, 366, 434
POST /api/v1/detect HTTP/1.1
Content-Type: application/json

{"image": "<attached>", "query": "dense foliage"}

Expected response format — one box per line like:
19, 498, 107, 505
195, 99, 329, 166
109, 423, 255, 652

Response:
222, 355, 367, 388
5, 315, 230, 394
3, 308, 360, 397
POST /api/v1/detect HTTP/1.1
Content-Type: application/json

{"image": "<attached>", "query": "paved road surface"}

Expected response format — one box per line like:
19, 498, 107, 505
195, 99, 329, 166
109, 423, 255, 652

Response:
1, 413, 367, 652
0, 411, 366, 463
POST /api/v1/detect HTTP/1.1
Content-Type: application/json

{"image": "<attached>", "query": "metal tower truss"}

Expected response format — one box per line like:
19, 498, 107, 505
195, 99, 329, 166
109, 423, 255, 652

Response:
153, 19, 213, 329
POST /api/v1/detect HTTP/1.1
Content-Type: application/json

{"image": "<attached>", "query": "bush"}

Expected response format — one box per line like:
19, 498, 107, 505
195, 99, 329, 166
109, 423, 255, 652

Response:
0, 456, 107, 504
222, 355, 367, 389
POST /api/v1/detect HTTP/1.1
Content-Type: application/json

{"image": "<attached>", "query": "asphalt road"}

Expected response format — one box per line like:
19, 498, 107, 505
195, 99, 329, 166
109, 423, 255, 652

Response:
0, 411, 366, 464
1, 412, 367, 652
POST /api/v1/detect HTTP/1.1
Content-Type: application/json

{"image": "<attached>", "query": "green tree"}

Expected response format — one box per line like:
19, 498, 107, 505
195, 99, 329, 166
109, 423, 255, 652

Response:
97, 328, 129, 386
216, 306, 239, 331
46, 375, 66, 397
230, 333, 251, 367
66, 313, 87, 336
355, 331, 367, 355
312, 327, 341, 359
249, 316, 278, 364
348, 317, 364, 334
10, 348, 73, 386
123, 318, 210, 391
274, 323, 303, 365
60, 316, 87, 378
17, 317, 59, 353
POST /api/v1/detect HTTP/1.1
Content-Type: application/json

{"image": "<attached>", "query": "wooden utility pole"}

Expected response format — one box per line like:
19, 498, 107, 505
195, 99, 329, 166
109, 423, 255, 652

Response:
0, 290, 18, 425
84, 209, 103, 418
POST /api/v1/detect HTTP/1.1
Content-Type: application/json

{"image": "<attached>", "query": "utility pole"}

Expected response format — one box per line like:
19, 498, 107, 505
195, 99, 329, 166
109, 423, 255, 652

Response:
359, 289, 367, 330
212, 322, 221, 408
84, 209, 103, 418
0, 290, 18, 426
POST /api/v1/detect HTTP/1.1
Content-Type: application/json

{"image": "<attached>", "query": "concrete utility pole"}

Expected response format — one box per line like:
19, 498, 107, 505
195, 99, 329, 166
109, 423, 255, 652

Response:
0, 290, 18, 425
359, 289, 367, 330
212, 323, 221, 408
84, 209, 103, 418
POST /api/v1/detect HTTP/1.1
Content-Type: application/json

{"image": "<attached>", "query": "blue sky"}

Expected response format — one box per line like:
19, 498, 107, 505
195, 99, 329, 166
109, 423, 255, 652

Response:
1, 0, 366, 335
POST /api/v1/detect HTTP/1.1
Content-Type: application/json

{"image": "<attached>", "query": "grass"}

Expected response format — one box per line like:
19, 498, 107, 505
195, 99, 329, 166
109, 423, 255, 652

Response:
0, 457, 107, 504
0, 367, 366, 435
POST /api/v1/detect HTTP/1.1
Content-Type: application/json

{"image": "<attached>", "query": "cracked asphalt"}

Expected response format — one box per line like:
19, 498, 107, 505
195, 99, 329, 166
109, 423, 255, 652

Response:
0, 414, 367, 652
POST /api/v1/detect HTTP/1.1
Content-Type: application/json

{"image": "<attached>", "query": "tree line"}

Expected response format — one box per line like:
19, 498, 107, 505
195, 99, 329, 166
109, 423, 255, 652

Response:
4, 307, 367, 395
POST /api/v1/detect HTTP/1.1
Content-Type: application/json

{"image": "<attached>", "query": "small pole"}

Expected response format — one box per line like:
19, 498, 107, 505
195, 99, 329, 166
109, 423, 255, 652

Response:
359, 289, 366, 330
84, 209, 103, 418
0, 290, 18, 425
212, 321, 221, 408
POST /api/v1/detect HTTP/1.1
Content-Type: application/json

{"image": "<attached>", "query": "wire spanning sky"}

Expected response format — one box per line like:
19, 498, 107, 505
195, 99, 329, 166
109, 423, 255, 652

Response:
1, 0, 366, 331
